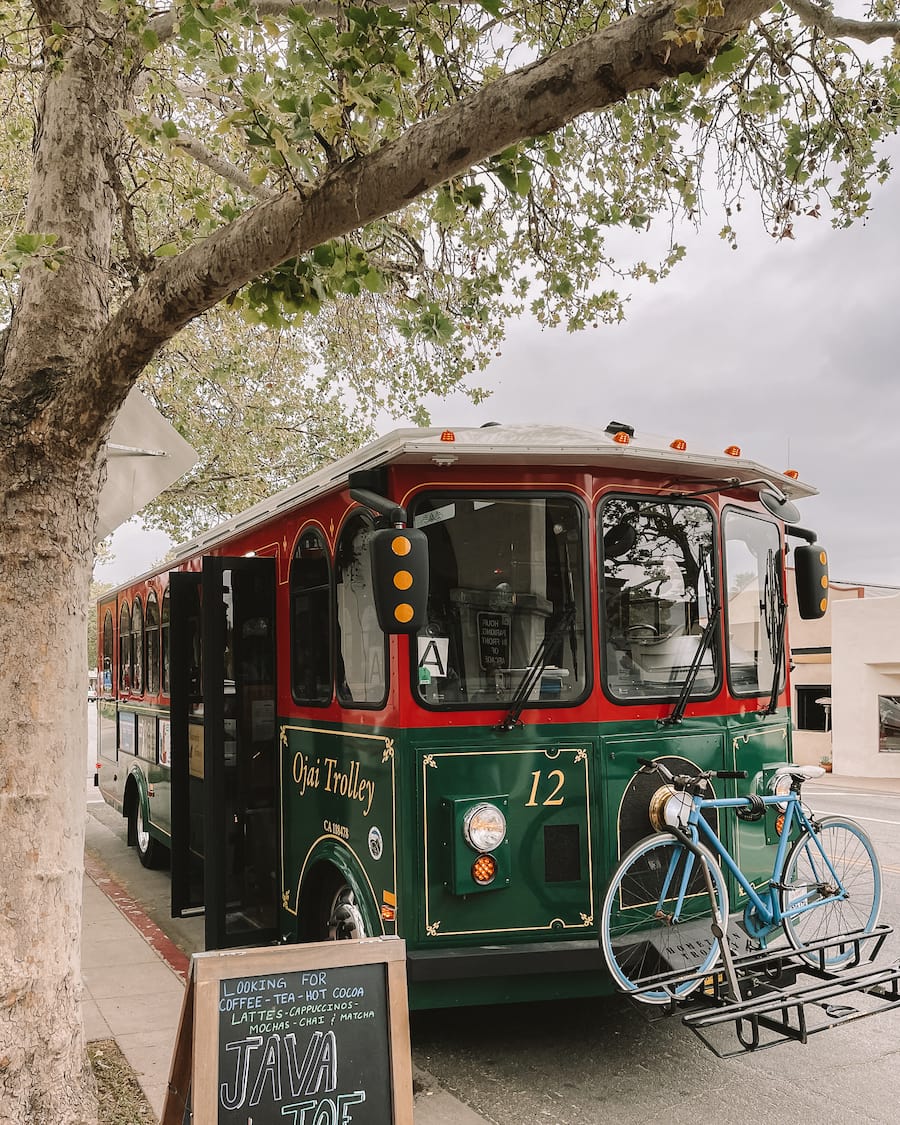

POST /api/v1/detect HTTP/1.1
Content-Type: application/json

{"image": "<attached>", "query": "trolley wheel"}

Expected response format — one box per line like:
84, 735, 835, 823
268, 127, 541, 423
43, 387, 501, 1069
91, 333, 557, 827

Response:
308, 869, 369, 941
600, 831, 729, 1005
780, 815, 881, 968
132, 800, 166, 870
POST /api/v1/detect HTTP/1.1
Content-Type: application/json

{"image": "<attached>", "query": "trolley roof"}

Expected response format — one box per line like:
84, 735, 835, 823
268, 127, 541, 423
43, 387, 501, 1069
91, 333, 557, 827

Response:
163, 422, 815, 568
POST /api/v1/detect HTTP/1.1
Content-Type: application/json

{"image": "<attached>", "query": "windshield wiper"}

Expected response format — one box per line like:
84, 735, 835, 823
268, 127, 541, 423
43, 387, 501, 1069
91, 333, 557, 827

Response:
495, 606, 576, 732
760, 550, 787, 716
661, 547, 718, 727
660, 604, 720, 726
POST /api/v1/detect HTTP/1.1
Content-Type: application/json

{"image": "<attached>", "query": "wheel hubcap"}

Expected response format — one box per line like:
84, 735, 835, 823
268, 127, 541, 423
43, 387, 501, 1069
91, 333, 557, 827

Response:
327, 887, 365, 940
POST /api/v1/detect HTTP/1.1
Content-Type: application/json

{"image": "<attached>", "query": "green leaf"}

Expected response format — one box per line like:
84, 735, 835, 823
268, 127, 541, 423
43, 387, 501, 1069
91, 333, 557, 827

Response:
154, 243, 179, 257
362, 268, 387, 293
219, 56, 239, 75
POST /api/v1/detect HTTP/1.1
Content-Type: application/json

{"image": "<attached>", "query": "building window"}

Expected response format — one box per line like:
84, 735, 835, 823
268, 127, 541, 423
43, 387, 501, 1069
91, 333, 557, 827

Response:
795, 685, 831, 732
878, 696, 900, 753
291, 528, 332, 705
146, 591, 160, 695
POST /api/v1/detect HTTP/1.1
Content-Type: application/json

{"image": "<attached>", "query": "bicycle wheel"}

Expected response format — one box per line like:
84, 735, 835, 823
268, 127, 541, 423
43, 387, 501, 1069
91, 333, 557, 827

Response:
601, 832, 730, 1005
781, 816, 881, 968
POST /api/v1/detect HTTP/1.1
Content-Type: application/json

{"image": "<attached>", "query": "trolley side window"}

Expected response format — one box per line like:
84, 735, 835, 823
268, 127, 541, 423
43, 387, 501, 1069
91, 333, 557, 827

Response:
290, 528, 333, 705
335, 513, 387, 707
600, 497, 718, 701
131, 596, 144, 696
723, 509, 784, 697
102, 608, 114, 694
119, 601, 131, 692
410, 493, 589, 709
161, 587, 171, 695
146, 591, 160, 695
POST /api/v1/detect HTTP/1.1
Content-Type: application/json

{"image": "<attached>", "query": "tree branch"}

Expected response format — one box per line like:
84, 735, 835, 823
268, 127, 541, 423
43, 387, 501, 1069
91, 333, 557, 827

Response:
782, 0, 900, 44
148, 0, 486, 43
76, 0, 771, 429
145, 116, 278, 201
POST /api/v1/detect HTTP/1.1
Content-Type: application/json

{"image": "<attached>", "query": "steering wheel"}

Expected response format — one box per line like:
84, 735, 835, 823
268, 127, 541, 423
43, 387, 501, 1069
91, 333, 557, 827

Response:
626, 623, 659, 639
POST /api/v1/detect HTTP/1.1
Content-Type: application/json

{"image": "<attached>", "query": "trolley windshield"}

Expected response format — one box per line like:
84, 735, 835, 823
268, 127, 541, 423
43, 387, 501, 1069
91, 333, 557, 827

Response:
411, 493, 588, 709
601, 498, 718, 701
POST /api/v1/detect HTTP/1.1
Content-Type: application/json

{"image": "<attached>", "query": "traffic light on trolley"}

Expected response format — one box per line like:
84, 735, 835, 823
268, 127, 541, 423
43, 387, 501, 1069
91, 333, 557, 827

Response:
370, 527, 429, 634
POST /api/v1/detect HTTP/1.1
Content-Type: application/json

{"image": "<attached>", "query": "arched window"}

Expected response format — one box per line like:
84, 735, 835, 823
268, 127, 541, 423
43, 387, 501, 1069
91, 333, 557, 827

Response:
119, 602, 131, 692
290, 528, 332, 704
131, 597, 144, 695
146, 591, 160, 695
161, 588, 171, 695
335, 513, 387, 707
102, 610, 114, 694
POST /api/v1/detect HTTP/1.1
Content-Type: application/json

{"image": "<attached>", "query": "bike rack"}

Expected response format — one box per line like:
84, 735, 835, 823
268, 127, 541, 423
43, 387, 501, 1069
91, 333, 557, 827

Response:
628, 924, 900, 1058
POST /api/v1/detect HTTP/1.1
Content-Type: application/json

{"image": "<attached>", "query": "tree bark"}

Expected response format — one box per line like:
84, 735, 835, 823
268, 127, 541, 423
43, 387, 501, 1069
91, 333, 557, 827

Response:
0, 6, 126, 1121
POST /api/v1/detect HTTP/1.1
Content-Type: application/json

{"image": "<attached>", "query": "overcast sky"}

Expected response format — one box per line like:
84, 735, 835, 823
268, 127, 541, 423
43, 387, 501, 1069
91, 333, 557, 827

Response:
95, 151, 900, 590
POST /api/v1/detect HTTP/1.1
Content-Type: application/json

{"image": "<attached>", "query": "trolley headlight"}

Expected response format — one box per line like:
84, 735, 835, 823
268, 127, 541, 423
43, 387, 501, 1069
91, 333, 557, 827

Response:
648, 785, 693, 832
767, 771, 793, 813
463, 802, 507, 852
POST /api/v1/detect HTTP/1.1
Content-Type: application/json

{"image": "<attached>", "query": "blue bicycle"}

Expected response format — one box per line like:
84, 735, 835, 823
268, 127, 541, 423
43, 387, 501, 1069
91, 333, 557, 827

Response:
600, 758, 882, 1004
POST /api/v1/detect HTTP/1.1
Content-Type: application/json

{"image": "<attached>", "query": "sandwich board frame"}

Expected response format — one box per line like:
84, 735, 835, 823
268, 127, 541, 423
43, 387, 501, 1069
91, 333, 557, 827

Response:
161, 936, 413, 1124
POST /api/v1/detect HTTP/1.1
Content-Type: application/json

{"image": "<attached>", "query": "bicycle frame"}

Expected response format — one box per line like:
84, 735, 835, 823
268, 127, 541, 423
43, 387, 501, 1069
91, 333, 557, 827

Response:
668, 789, 846, 941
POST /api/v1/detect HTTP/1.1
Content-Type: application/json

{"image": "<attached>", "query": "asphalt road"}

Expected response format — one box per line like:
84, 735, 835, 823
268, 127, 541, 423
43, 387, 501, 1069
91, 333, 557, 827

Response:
84, 706, 900, 1124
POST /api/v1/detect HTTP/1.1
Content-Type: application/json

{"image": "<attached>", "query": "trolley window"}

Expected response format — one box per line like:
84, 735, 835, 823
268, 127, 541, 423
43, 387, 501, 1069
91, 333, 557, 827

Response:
131, 597, 144, 696
336, 513, 387, 708
102, 609, 114, 694
119, 601, 131, 692
410, 493, 589, 709
146, 591, 160, 695
161, 587, 171, 695
291, 527, 333, 705
723, 509, 785, 697
600, 497, 718, 701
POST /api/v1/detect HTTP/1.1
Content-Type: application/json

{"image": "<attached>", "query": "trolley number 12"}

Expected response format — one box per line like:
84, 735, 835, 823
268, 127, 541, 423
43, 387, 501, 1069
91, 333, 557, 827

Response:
525, 769, 565, 807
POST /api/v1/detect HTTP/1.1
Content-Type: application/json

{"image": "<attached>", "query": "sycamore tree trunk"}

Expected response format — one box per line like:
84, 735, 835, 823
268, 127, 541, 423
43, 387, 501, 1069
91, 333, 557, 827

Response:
0, 5, 126, 1121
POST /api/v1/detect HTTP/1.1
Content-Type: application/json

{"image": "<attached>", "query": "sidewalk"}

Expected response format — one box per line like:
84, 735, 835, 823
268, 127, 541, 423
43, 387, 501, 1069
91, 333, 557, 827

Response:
80, 839, 490, 1124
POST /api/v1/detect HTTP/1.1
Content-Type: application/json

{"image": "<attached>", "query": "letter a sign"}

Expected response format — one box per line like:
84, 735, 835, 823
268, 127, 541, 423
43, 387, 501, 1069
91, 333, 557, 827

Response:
417, 636, 449, 680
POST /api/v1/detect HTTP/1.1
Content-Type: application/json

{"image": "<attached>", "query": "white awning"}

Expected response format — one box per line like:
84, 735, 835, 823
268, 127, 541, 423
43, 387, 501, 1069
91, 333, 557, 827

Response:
95, 388, 197, 542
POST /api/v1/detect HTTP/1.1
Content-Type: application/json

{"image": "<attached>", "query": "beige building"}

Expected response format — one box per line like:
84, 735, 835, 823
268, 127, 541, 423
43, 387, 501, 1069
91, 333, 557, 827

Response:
830, 589, 900, 777
787, 572, 900, 775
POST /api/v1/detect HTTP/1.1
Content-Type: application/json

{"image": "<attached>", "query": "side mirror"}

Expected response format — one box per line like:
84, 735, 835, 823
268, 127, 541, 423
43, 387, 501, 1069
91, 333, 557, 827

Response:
794, 544, 829, 619
370, 528, 429, 634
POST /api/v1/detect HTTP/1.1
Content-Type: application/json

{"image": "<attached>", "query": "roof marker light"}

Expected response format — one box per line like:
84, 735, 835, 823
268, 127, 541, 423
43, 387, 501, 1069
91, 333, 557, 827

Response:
440, 430, 456, 442
670, 438, 687, 451
613, 431, 631, 445
724, 445, 741, 457
784, 469, 800, 480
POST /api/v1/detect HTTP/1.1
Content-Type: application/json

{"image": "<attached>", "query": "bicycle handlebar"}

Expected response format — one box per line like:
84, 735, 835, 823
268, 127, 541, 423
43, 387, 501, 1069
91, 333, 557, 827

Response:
636, 757, 748, 783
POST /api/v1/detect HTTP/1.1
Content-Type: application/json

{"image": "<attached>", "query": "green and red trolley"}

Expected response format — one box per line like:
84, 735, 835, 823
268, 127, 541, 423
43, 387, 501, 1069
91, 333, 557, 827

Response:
96, 421, 829, 1008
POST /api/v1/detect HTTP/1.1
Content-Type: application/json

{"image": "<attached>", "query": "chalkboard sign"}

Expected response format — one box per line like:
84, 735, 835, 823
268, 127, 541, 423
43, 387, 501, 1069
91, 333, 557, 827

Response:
162, 938, 412, 1125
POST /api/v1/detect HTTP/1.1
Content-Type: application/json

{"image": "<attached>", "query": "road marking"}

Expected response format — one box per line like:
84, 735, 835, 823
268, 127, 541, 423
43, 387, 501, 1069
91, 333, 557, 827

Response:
808, 788, 900, 800
808, 807, 900, 827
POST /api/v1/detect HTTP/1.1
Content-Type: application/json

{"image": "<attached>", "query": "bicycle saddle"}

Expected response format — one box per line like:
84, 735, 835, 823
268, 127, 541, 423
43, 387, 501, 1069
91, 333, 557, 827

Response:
772, 764, 825, 784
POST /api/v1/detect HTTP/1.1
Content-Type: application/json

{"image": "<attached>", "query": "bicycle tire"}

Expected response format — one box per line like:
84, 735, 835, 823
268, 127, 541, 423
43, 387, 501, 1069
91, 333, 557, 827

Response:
780, 816, 881, 968
600, 832, 730, 1005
